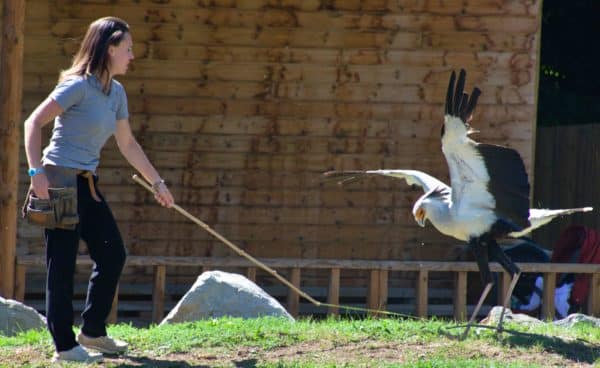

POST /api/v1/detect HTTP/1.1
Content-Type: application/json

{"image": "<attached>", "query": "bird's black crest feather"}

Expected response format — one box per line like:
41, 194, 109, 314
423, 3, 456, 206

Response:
444, 69, 481, 126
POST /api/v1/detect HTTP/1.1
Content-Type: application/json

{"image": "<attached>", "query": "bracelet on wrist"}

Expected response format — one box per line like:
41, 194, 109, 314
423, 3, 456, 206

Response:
151, 179, 165, 193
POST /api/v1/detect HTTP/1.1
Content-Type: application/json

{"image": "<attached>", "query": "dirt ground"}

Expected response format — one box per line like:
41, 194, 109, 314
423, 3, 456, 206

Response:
6, 338, 598, 367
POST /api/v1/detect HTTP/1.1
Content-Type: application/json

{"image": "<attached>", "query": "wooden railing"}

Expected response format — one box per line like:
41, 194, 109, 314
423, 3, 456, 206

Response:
14, 255, 600, 324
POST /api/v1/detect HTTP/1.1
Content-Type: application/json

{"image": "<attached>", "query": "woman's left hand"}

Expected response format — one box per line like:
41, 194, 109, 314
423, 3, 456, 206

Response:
153, 180, 174, 208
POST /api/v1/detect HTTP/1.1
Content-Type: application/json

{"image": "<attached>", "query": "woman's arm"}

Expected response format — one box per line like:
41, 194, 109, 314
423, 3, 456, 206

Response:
24, 98, 64, 199
115, 118, 174, 207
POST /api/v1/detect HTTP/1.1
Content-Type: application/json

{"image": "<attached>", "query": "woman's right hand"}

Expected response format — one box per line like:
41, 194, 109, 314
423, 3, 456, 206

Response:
31, 173, 50, 199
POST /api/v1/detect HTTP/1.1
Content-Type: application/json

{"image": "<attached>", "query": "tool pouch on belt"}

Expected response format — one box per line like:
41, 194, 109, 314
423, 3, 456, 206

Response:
21, 165, 80, 230
22, 187, 78, 230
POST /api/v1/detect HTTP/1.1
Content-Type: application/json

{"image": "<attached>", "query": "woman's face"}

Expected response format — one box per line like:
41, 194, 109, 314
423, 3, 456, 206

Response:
108, 32, 134, 76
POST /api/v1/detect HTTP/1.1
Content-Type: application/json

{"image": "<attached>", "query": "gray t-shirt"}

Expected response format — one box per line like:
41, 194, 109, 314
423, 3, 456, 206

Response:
42, 74, 129, 171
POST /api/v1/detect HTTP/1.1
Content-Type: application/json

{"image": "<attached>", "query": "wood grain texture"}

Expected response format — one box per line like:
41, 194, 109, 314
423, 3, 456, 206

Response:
15, 0, 542, 319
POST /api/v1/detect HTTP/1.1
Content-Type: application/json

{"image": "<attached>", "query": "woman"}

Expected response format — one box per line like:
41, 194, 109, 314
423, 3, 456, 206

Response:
23, 17, 174, 363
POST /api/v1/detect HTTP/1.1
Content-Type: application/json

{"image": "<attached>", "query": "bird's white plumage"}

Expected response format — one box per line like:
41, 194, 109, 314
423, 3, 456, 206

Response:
326, 166, 592, 241
441, 115, 497, 239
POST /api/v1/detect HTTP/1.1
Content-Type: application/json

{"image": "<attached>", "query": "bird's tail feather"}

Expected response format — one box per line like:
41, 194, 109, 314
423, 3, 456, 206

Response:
510, 207, 594, 238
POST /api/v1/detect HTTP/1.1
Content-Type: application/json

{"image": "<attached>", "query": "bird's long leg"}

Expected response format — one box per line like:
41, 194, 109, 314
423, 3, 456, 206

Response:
461, 281, 493, 340
489, 240, 521, 333
459, 238, 494, 340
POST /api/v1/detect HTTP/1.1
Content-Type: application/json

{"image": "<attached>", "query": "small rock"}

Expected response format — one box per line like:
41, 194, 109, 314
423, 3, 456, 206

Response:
480, 306, 543, 326
0, 297, 46, 337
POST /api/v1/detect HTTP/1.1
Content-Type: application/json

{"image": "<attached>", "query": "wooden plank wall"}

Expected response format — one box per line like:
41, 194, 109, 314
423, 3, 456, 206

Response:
18, 0, 541, 287
533, 124, 600, 248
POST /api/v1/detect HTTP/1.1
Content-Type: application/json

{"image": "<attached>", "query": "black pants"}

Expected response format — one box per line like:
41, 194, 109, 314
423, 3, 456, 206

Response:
44, 174, 126, 352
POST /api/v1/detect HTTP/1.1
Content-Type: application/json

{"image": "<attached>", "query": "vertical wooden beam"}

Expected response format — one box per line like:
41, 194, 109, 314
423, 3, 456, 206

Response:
541, 272, 556, 320
14, 264, 26, 302
378, 269, 388, 311
453, 271, 467, 321
416, 270, 428, 318
588, 273, 600, 317
0, 0, 25, 299
246, 267, 256, 282
327, 267, 340, 316
287, 268, 300, 317
152, 265, 166, 324
497, 271, 511, 305
107, 283, 119, 324
367, 269, 380, 315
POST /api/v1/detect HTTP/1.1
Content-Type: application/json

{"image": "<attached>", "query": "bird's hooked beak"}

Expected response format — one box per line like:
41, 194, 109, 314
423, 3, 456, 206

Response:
414, 207, 426, 227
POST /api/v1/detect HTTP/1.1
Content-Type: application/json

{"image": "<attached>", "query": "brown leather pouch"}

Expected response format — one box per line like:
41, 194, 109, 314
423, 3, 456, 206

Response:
49, 187, 78, 229
22, 187, 78, 230
22, 188, 57, 229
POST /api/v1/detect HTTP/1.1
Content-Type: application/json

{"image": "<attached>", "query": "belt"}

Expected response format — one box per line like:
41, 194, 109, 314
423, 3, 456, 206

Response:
79, 171, 101, 202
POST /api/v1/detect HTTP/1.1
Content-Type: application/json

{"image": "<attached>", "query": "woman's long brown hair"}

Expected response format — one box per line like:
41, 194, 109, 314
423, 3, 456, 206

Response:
60, 17, 129, 88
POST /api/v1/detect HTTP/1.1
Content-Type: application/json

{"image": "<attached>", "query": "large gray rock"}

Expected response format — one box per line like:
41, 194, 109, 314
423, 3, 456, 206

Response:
553, 313, 600, 328
160, 270, 294, 325
0, 297, 46, 336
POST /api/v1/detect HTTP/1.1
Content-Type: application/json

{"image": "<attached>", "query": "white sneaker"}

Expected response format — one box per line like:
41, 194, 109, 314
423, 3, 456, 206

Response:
51, 345, 104, 363
77, 332, 128, 354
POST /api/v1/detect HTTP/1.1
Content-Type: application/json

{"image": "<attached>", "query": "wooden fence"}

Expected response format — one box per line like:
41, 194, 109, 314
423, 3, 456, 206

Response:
15, 256, 600, 324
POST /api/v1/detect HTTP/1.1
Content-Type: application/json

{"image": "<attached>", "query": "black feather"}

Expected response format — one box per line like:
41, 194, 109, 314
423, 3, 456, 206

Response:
476, 143, 531, 229
444, 69, 481, 125
424, 186, 451, 201
462, 87, 480, 122
445, 70, 456, 116
453, 70, 466, 115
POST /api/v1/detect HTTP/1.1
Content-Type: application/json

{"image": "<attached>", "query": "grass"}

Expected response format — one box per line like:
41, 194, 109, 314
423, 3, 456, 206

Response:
0, 316, 599, 367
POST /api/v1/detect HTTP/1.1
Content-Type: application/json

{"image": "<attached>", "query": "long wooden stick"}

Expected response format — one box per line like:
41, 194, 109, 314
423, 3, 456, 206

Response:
132, 174, 322, 306
132, 174, 419, 318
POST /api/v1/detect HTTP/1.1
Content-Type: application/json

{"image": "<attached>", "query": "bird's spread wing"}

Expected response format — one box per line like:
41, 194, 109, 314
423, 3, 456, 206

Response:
442, 69, 530, 230
323, 169, 449, 194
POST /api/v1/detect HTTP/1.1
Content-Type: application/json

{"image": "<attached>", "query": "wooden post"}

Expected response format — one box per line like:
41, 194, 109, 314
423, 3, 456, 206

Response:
378, 269, 388, 311
327, 267, 340, 316
541, 272, 556, 320
498, 271, 511, 305
453, 271, 467, 321
287, 268, 300, 317
416, 270, 428, 318
367, 269, 380, 315
14, 264, 26, 302
589, 273, 600, 317
0, 0, 25, 299
152, 265, 166, 323
107, 283, 119, 324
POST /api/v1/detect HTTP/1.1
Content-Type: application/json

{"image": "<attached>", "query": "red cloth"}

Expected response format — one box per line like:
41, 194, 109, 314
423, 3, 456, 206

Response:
551, 225, 600, 306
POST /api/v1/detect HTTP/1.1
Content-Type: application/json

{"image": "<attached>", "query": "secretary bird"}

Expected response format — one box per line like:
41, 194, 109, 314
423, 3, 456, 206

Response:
324, 69, 592, 339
